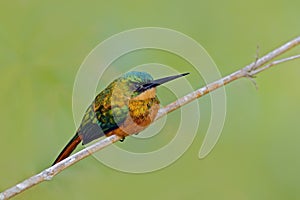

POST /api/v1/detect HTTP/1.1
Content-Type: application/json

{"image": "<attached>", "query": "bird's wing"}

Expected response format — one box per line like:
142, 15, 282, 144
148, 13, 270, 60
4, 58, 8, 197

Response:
79, 83, 129, 145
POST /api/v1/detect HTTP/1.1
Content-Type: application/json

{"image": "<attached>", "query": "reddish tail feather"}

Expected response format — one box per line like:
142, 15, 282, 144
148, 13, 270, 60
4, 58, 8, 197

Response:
52, 133, 82, 166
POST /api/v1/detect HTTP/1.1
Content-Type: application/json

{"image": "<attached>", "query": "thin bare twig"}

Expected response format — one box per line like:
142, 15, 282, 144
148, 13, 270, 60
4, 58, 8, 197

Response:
249, 54, 300, 76
1, 36, 300, 200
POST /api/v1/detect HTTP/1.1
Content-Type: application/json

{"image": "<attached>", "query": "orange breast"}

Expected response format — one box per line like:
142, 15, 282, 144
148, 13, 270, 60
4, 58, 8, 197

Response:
106, 98, 160, 138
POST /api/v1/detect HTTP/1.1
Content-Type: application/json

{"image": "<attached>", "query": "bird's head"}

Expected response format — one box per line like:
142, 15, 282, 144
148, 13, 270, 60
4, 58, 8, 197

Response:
121, 71, 189, 99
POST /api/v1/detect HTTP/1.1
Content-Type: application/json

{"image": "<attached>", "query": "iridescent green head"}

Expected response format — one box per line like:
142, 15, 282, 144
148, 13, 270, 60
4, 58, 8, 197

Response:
121, 71, 154, 84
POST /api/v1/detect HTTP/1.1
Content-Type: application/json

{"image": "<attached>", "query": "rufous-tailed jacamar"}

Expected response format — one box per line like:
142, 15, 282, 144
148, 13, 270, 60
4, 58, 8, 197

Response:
52, 71, 189, 165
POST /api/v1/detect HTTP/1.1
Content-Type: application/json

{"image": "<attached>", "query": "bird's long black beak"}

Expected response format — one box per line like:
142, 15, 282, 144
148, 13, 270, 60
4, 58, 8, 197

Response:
136, 72, 189, 92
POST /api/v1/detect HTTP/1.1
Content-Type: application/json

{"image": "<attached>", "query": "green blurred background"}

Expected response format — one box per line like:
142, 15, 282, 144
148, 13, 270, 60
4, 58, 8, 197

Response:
1, 0, 300, 199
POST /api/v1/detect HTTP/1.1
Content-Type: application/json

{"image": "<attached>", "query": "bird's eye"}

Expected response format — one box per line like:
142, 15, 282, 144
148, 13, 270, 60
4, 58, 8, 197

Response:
134, 83, 143, 92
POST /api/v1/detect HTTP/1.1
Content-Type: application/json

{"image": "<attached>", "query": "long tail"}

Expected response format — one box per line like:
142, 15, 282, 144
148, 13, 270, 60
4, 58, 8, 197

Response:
52, 132, 82, 166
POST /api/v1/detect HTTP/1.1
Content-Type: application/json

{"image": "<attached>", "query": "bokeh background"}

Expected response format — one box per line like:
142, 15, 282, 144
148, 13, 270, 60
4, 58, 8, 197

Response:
1, 0, 300, 199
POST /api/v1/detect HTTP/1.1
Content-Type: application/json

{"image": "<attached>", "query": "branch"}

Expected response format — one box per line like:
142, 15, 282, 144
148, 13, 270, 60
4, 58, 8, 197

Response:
1, 36, 300, 200
156, 36, 300, 119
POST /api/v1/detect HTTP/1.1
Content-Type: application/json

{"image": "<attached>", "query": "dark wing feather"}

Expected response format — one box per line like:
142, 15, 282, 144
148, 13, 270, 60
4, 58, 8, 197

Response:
78, 81, 129, 145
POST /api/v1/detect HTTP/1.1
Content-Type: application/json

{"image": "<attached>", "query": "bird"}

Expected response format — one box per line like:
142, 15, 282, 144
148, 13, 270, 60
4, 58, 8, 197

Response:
52, 71, 189, 165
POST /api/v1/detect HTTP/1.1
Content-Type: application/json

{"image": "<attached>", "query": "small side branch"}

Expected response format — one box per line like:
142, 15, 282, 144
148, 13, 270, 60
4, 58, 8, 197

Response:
1, 36, 300, 200
249, 54, 300, 76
